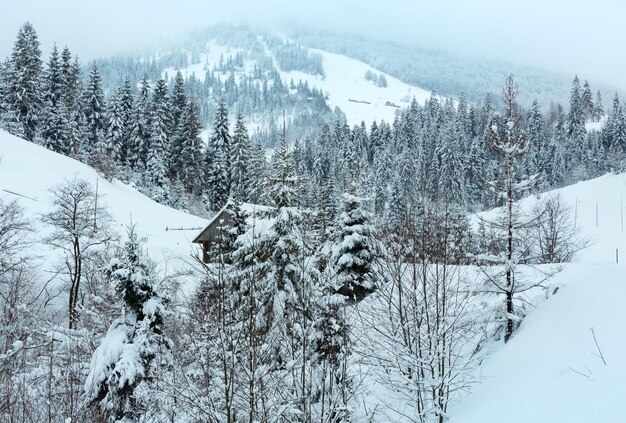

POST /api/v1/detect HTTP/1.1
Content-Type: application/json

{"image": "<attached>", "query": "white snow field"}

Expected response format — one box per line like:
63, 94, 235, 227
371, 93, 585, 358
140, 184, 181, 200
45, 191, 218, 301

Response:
2, 127, 625, 421
0, 130, 207, 264
448, 173, 626, 422
162, 39, 435, 127
279, 48, 434, 126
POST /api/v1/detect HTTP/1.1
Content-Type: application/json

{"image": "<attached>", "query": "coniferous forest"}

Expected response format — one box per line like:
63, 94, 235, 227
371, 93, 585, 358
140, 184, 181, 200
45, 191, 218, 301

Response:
0, 21, 625, 423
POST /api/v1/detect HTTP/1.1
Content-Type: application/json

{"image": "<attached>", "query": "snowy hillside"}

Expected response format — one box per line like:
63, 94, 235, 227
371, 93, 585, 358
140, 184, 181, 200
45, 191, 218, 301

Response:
0, 130, 207, 263
158, 34, 435, 127
448, 173, 626, 422
279, 48, 433, 125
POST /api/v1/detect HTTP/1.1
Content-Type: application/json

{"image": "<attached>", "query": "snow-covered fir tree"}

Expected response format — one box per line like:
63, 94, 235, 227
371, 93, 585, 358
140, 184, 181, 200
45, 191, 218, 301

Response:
2, 22, 43, 141
229, 112, 251, 202
207, 100, 231, 210
84, 227, 170, 422
82, 64, 106, 154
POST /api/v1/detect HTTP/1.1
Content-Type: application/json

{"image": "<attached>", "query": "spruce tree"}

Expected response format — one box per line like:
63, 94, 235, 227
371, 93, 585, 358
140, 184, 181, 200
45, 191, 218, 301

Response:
128, 74, 152, 169
329, 192, 378, 302
40, 44, 71, 154
229, 113, 251, 202
147, 79, 171, 202
82, 64, 106, 154
567, 75, 587, 161
84, 227, 170, 422
4, 22, 43, 141
594, 90, 604, 122
177, 99, 204, 194
207, 101, 231, 210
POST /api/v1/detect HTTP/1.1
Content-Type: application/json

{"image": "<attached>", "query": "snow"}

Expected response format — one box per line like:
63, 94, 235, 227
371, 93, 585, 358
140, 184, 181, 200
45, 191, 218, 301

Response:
279, 48, 435, 126
585, 115, 607, 132
163, 37, 436, 127
0, 130, 207, 266
449, 172, 626, 422
161, 42, 246, 83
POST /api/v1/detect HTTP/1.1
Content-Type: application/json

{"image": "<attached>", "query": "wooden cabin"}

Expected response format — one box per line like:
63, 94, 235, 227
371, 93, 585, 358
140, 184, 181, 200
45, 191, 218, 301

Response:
192, 207, 233, 263
192, 202, 272, 263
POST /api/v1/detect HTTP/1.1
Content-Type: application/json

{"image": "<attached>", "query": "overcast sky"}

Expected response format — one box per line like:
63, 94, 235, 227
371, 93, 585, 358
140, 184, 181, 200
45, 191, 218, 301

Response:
1, 0, 624, 90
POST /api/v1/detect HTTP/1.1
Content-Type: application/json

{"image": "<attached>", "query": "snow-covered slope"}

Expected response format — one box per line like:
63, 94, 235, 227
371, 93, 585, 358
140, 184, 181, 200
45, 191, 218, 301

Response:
279, 48, 433, 125
450, 173, 626, 422
0, 130, 207, 263
161, 38, 435, 127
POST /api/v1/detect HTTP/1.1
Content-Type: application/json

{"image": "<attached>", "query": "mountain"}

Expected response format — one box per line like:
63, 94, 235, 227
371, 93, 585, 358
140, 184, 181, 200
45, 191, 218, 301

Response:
91, 23, 440, 145
286, 26, 622, 109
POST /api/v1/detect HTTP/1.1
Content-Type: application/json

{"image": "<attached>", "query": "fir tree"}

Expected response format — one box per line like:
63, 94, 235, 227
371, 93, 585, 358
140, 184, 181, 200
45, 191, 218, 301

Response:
207, 101, 231, 210
581, 80, 594, 119
229, 113, 251, 202
84, 227, 170, 422
128, 74, 152, 169
177, 99, 204, 194
147, 79, 171, 202
40, 44, 71, 154
4, 22, 43, 141
330, 193, 378, 302
567, 75, 587, 159
82, 64, 106, 154
594, 90, 604, 122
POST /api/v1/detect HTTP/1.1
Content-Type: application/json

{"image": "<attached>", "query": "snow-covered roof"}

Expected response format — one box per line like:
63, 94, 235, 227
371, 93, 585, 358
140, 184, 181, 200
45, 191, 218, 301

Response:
192, 202, 273, 243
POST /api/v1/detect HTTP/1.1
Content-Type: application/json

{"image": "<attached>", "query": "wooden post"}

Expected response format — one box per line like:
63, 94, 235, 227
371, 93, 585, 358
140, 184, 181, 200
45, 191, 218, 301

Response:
94, 178, 99, 230
616, 248, 619, 264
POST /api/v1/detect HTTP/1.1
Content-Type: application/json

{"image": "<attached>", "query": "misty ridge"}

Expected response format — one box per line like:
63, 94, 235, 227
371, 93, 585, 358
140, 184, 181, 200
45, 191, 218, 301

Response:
0, 6, 625, 423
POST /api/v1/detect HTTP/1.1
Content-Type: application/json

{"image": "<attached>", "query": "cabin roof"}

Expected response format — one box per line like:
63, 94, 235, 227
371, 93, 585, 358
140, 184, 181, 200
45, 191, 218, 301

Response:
192, 202, 273, 244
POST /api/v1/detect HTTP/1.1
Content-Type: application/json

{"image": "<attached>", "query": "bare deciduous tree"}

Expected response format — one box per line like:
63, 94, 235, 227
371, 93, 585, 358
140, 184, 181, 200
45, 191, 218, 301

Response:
42, 178, 114, 329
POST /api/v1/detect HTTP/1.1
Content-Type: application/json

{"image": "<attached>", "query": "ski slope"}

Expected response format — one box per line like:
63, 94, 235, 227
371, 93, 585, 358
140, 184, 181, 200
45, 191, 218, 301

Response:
449, 173, 626, 422
161, 38, 435, 127
0, 130, 207, 265
280, 48, 434, 125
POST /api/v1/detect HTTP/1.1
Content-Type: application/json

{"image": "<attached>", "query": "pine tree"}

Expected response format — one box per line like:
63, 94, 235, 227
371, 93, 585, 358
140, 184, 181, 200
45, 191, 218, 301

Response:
247, 139, 268, 204
170, 71, 187, 131
581, 80, 594, 119
40, 44, 71, 154
147, 79, 171, 202
128, 74, 152, 169
330, 193, 378, 302
3, 22, 43, 141
437, 121, 466, 207
177, 99, 204, 194
207, 101, 231, 210
63, 54, 85, 157
229, 113, 251, 202
84, 227, 170, 422
105, 77, 133, 163
594, 90, 604, 122
82, 64, 106, 154
567, 75, 587, 160
527, 100, 546, 178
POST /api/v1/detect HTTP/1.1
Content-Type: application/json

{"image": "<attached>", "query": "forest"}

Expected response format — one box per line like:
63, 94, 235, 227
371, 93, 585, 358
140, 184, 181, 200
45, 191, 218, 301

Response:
0, 21, 624, 422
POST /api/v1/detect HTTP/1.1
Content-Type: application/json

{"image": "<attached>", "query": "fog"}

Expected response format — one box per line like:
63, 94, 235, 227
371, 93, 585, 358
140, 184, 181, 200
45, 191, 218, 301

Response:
1, 0, 624, 89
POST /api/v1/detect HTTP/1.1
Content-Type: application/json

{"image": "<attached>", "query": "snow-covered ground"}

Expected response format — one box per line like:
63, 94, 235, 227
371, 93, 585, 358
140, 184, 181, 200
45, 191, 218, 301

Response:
280, 48, 433, 126
2, 127, 625, 421
0, 130, 207, 265
448, 173, 626, 422
162, 38, 435, 127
